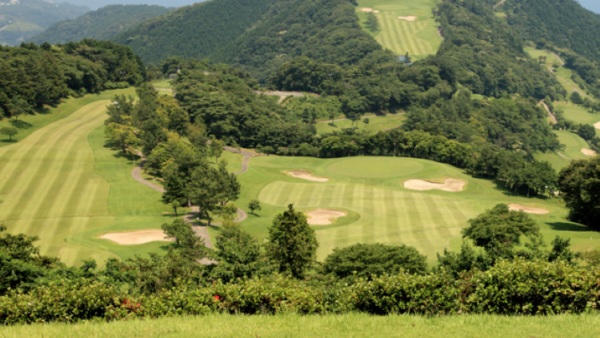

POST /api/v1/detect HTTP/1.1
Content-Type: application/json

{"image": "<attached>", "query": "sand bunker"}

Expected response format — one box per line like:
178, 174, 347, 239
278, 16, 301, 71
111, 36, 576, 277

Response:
100, 230, 174, 245
404, 179, 465, 192
398, 16, 417, 21
594, 122, 600, 129
509, 204, 549, 215
286, 170, 329, 182
306, 209, 347, 225
361, 7, 380, 13
582, 148, 597, 156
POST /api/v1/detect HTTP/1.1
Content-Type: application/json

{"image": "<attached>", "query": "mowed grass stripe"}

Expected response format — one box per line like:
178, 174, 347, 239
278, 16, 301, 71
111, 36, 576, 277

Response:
1, 103, 108, 223
403, 192, 435, 253
401, 21, 422, 56
0, 116, 100, 221
393, 190, 421, 250
384, 14, 404, 54
423, 195, 453, 239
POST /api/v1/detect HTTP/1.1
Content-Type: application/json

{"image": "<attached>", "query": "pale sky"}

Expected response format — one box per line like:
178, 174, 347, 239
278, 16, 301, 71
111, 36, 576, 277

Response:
578, 0, 600, 14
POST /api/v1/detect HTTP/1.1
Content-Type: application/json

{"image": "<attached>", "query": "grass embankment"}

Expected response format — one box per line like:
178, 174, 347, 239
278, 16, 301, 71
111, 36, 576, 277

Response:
356, 0, 442, 60
0, 89, 181, 266
0, 88, 136, 147
234, 155, 598, 263
1, 313, 598, 338
315, 114, 406, 135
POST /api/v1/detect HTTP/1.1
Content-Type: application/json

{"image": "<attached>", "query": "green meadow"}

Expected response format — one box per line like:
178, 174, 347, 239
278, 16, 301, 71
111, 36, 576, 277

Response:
232, 155, 598, 262
315, 114, 406, 135
356, 0, 442, 60
1, 313, 599, 338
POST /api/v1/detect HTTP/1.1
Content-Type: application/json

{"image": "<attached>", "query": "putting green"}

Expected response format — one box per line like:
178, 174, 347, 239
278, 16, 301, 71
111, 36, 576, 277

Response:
235, 155, 600, 263
326, 157, 423, 177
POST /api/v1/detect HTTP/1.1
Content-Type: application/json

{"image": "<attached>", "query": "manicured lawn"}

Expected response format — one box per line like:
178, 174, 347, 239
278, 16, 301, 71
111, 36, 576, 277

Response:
0, 88, 137, 148
356, 0, 442, 60
554, 101, 600, 135
234, 155, 598, 263
2, 313, 599, 338
315, 114, 406, 135
555, 130, 594, 160
153, 79, 173, 89
0, 90, 179, 266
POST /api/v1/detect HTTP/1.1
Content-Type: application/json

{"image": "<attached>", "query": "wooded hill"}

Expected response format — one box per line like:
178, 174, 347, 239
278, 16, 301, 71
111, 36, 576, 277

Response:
111, 0, 277, 65
0, 0, 88, 46
30, 5, 172, 45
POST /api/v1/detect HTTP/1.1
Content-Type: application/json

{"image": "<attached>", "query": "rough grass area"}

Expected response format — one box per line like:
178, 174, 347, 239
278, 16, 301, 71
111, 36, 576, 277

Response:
315, 114, 406, 135
1, 313, 599, 337
234, 155, 599, 263
0, 88, 137, 147
356, 0, 442, 60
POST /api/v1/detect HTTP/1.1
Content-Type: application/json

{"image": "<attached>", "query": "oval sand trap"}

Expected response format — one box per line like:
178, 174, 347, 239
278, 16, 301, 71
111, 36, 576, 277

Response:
100, 230, 173, 245
595, 122, 600, 130
306, 209, 347, 225
361, 7, 380, 13
286, 170, 329, 182
398, 16, 417, 21
404, 179, 465, 192
582, 148, 597, 156
509, 204, 549, 214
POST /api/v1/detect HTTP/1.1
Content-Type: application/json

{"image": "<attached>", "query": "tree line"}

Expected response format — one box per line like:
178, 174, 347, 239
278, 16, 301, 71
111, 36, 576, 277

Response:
0, 40, 146, 120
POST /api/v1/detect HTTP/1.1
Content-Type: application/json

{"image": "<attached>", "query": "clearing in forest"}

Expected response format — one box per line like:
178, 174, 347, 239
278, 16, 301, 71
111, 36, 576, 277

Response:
356, 0, 442, 60
315, 114, 406, 135
236, 156, 598, 261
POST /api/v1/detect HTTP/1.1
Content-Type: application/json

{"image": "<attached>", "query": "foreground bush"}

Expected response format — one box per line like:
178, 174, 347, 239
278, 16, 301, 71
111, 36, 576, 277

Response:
1, 260, 599, 324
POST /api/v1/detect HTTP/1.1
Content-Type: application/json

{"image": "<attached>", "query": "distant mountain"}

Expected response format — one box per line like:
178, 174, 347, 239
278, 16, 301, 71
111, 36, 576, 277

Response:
0, 0, 89, 46
31, 5, 172, 45
111, 0, 277, 65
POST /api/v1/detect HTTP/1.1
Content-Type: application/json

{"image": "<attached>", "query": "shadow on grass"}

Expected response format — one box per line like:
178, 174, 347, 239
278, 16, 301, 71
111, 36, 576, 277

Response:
0, 139, 17, 144
9, 120, 33, 129
547, 221, 592, 232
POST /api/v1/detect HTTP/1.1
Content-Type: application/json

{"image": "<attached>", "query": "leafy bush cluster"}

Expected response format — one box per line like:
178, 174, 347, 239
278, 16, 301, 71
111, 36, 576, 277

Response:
2, 260, 599, 324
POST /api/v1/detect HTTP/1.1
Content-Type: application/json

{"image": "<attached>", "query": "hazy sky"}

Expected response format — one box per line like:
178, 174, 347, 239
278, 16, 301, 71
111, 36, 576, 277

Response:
63, 0, 600, 12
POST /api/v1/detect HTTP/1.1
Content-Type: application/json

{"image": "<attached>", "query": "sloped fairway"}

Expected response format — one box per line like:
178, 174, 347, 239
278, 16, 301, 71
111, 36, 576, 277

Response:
0, 92, 176, 266
315, 114, 406, 135
236, 156, 599, 262
356, 0, 442, 59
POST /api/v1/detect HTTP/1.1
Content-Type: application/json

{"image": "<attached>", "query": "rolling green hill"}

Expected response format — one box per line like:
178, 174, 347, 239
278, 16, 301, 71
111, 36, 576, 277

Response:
111, 0, 276, 65
30, 5, 172, 45
0, 0, 88, 46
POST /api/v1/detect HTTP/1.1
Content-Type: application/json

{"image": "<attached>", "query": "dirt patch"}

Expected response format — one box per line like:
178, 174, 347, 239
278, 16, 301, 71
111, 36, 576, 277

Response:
398, 16, 417, 21
595, 122, 600, 129
404, 179, 465, 192
286, 170, 329, 182
100, 230, 173, 245
581, 148, 597, 156
306, 209, 347, 225
361, 7, 380, 13
509, 204, 549, 215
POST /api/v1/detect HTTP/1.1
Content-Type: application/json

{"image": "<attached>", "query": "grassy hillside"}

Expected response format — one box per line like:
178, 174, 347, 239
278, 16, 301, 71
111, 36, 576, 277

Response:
315, 114, 406, 135
355, 0, 442, 60
232, 155, 598, 262
1, 313, 599, 337
0, 0, 88, 45
30, 5, 171, 45
112, 0, 276, 65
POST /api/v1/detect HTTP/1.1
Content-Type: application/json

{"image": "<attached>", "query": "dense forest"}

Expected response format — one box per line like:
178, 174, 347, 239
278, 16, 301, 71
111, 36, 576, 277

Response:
0, 0, 88, 46
111, 0, 276, 65
30, 5, 172, 45
496, 0, 600, 62
0, 40, 145, 119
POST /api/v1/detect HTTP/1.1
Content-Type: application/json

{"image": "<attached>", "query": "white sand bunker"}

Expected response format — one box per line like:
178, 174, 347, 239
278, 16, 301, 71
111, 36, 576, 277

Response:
361, 7, 380, 13
594, 122, 600, 129
398, 16, 417, 21
306, 209, 347, 225
100, 230, 173, 245
286, 170, 329, 182
582, 148, 597, 156
404, 179, 465, 192
509, 204, 549, 215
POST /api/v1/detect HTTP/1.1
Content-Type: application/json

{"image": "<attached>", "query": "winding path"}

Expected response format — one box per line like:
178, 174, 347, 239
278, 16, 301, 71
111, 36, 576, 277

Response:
131, 146, 259, 253
254, 90, 318, 104
538, 100, 571, 161
493, 0, 506, 9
